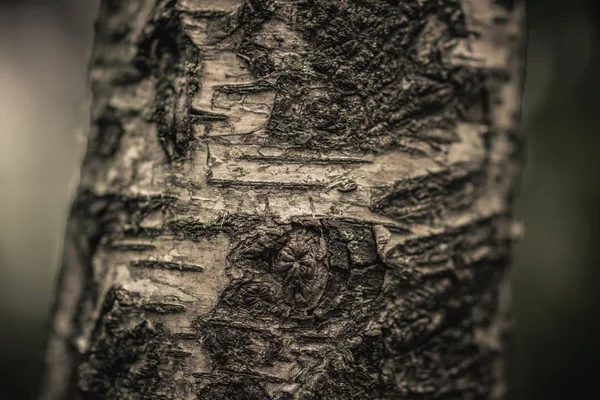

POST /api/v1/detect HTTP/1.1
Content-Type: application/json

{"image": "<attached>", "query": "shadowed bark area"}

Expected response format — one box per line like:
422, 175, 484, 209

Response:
40, 0, 525, 399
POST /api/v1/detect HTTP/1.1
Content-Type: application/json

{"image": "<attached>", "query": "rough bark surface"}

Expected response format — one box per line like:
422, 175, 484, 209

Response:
41, 0, 525, 399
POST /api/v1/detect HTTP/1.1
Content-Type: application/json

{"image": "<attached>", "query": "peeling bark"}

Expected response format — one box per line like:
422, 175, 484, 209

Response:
40, 0, 525, 399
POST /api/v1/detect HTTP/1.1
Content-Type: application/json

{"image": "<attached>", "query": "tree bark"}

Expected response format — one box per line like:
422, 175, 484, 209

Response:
40, 0, 525, 399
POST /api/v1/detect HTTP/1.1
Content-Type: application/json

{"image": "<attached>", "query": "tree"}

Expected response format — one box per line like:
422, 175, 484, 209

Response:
39, 0, 525, 399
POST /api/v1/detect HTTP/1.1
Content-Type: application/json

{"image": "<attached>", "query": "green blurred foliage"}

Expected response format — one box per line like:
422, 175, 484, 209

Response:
1, 0, 599, 399
511, 0, 600, 398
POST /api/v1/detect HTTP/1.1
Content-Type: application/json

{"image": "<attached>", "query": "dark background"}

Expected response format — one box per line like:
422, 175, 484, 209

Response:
1, 0, 599, 398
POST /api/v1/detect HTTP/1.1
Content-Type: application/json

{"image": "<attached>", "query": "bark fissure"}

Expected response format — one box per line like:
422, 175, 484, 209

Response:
41, 0, 525, 399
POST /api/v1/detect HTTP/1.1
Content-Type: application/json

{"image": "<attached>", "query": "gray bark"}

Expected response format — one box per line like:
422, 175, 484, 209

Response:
40, 0, 525, 399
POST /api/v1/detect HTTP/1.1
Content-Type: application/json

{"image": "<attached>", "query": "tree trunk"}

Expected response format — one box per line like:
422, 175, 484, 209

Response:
40, 0, 525, 399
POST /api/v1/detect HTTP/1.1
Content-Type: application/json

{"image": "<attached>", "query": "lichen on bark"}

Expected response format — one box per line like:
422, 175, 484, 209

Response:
40, 0, 525, 399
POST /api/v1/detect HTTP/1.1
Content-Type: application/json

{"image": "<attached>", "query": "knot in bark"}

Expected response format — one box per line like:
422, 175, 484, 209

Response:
274, 231, 328, 311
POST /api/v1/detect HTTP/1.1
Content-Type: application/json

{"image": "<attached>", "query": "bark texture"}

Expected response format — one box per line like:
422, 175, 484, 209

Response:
41, 0, 525, 399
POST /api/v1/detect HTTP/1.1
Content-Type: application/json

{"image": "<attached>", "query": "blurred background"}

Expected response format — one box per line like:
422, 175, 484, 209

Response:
1, 0, 599, 398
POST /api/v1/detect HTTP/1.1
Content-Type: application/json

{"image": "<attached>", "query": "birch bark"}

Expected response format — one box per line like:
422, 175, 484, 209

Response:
41, 0, 525, 399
